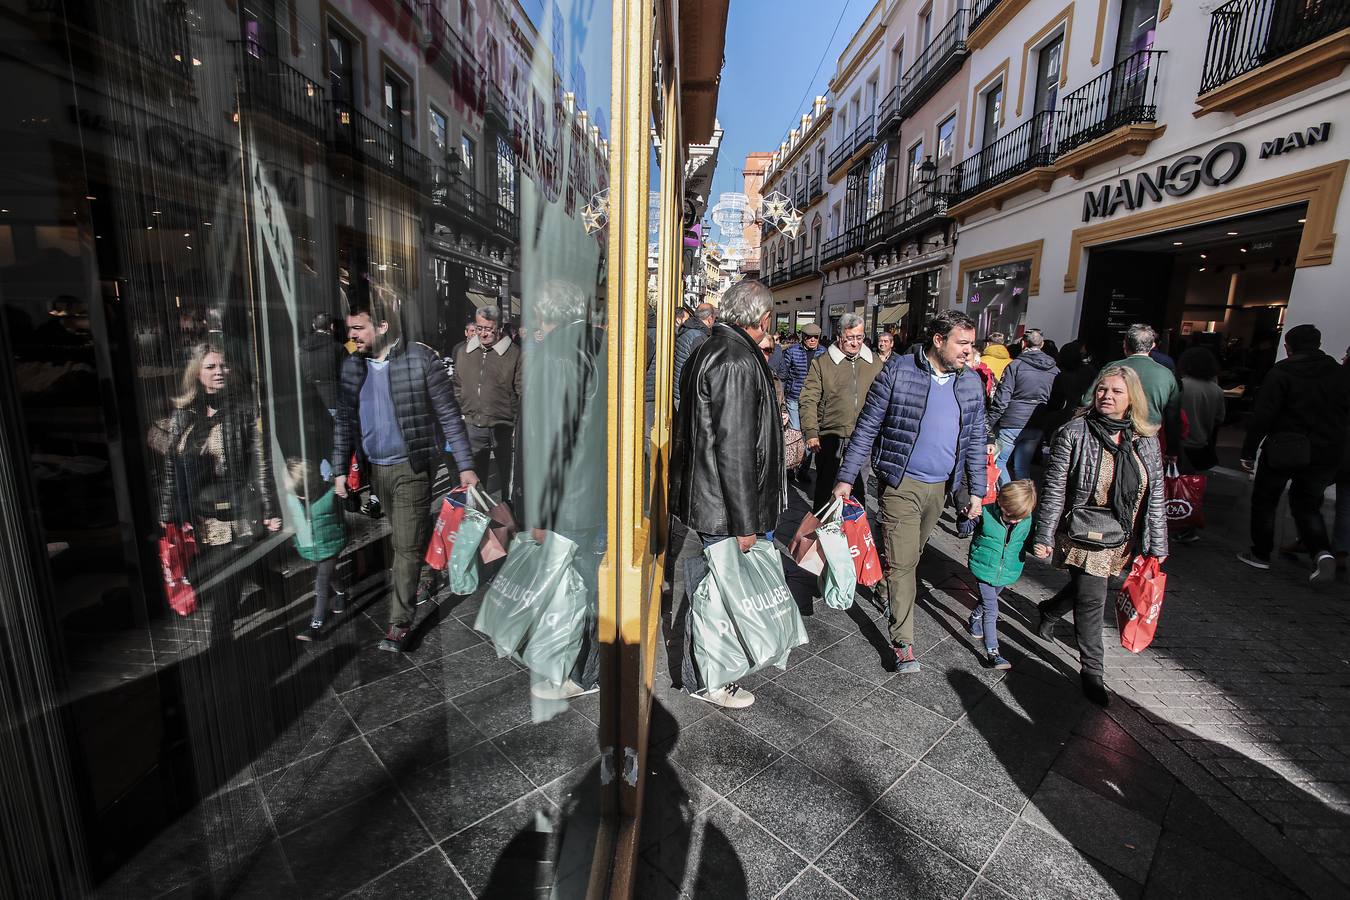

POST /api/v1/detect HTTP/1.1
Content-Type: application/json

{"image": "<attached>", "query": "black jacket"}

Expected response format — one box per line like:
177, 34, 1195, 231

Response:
670, 323, 786, 536
671, 318, 711, 408
299, 332, 345, 411
989, 348, 1059, 434
332, 340, 473, 476
1035, 416, 1168, 558
158, 394, 277, 527
1242, 350, 1350, 460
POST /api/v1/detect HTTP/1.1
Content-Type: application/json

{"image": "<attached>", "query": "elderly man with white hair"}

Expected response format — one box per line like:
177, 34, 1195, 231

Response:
669, 280, 786, 709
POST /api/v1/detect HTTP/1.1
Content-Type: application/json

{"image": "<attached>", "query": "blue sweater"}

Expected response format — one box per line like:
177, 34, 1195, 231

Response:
837, 348, 988, 496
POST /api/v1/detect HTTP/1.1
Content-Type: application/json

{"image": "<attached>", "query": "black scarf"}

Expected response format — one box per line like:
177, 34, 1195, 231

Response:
1085, 411, 1142, 530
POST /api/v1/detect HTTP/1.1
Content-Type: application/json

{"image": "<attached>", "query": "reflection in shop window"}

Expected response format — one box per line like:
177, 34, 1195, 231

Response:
429, 106, 448, 155
967, 260, 1031, 339
461, 133, 476, 184
497, 136, 516, 212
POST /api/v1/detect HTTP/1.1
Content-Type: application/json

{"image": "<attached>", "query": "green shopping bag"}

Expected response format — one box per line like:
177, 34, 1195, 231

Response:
447, 506, 489, 595
474, 532, 578, 660
690, 566, 753, 692
817, 519, 856, 610
704, 538, 808, 674
521, 563, 588, 686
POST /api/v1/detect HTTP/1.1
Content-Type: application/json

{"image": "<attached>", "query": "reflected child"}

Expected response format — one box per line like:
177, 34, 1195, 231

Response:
285, 458, 348, 642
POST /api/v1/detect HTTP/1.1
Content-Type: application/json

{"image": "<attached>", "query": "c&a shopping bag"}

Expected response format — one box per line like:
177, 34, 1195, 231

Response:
159, 523, 199, 616
840, 498, 883, 587
1164, 461, 1206, 531
1116, 555, 1167, 653
425, 487, 469, 571
474, 531, 578, 661
701, 539, 808, 681
982, 451, 1000, 505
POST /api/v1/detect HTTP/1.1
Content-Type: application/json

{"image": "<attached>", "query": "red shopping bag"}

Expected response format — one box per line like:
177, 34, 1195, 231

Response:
347, 453, 362, 491
158, 523, 199, 616
1164, 461, 1205, 530
1116, 555, 1167, 653
841, 498, 883, 587
982, 451, 1000, 505
425, 488, 470, 571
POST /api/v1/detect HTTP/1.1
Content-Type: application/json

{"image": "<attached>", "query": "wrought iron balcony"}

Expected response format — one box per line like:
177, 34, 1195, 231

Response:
331, 102, 429, 187
421, 1, 472, 86
429, 165, 519, 241
970, 0, 1007, 33
789, 256, 819, 281
808, 172, 824, 202
827, 115, 876, 174
794, 184, 809, 209
863, 174, 956, 248
822, 224, 867, 263
232, 42, 327, 134
880, 10, 970, 131
29, 0, 196, 87
952, 109, 1058, 202
1199, 0, 1350, 94
1055, 50, 1164, 154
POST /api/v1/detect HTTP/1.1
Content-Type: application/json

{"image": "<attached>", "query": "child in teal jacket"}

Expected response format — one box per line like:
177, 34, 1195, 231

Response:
967, 480, 1038, 669
285, 459, 348, 641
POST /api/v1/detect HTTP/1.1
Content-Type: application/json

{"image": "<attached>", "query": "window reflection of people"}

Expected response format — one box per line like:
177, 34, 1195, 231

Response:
157, 343, 281, 554
517, 280, 607, 702
453, 305, 522, 497
332, 287, 477, 653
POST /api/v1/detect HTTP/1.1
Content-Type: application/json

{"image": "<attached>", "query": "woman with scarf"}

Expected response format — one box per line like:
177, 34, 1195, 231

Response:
1031, 365, 1168, 706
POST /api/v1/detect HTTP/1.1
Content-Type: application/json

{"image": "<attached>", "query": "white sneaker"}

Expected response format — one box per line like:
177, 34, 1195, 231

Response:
530, 679, 599, 701
693, 684, 755, 709
1311, 552, 1337, 584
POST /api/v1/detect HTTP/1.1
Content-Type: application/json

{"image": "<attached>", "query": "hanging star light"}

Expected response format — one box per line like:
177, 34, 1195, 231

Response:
779, 210, 803, 239
582, 188, 609, 234
761, 190, 791, 221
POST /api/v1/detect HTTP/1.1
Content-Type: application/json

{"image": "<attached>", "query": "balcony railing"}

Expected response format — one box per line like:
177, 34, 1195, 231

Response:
421, 1, 474, 88
789, 256, 819, 280
970, 0, 1007, 32
30, 0, 196, 85
880, 10, 970, 130
808, 172, 824, 202
827, 115, 876, 173
822, 224, 867, 262
1055, 49, 1164, 154
331, 102, 429, 186
429, 166, 519, 241
232, 41, 327, 134
863, 174, 956, 247
794, 184, 809, 209
953, 109, 1058, 201
1199, 0, 1350, 94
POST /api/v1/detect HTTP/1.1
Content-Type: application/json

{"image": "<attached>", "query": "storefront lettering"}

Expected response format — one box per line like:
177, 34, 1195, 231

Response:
144, 125, 300, 207
1260, 122, 1332, 159
1082, 142, 1246, 222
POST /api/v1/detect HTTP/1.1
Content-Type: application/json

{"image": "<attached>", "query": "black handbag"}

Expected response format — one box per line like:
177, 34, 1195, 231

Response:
1262, 432, 1311, 470
1063, 505, 1127, 550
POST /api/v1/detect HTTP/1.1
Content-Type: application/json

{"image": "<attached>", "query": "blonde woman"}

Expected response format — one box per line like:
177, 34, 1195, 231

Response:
1032, 365, 1168, 706
158, 343, 280, 549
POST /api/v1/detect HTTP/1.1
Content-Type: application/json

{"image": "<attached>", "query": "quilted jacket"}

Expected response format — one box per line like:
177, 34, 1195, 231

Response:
333, 340, 473, 477
672, 317, 711, 408
836, 347, 988, 496
988, 348, 1059, 434
778, 342, 826, 401
1033, 416, 1168, 558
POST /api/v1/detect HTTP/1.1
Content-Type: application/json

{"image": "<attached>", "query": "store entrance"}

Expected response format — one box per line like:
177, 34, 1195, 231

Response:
1079, 205, 1306, 379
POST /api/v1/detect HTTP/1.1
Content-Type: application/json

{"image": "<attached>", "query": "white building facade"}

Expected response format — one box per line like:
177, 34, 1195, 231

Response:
945, 0, 1350, 359
760, 98, 831, 332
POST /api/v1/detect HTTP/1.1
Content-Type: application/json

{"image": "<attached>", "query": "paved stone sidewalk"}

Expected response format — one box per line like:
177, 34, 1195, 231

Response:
644, 470, 1348, 899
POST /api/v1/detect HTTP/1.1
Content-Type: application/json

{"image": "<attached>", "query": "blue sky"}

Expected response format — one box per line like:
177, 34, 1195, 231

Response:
709, 0, 872, 239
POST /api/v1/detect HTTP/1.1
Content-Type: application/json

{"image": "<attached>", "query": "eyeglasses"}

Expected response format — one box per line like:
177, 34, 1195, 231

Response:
475, 325, 498, 333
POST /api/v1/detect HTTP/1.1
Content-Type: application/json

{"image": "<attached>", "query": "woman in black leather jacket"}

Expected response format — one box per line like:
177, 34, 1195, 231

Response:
1032, 365, 1168, 706
158, 342, 280, 552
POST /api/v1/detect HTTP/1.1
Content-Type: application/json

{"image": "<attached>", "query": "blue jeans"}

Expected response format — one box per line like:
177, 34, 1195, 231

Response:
995, 427, 1043, 484
972, 581, 1002, 653
993, 429, 1020, 488
785, 398, 801, 432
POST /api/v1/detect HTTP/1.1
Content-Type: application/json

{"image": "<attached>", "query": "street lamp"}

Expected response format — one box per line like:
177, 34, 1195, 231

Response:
918, 156, 937, 184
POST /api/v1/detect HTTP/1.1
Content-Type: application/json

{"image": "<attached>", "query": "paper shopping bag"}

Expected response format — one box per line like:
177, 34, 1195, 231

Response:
788, 498, 840, 576
1116, 555, 1167, 653
474, 487, 518, 564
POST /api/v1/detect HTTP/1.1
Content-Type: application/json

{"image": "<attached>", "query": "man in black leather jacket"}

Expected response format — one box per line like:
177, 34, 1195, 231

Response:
333, 288, 478, 652
669, 281, 785, 709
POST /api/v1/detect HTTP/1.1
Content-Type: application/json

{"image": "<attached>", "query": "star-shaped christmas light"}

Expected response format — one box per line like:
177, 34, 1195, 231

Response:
761, 191, 791, 221
779, 210, 803, 239
582, 188, 609, 234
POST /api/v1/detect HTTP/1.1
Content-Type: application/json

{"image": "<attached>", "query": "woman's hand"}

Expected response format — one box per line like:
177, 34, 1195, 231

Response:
1033, 544, 1052, 559
333, 475, 349, 498
264, 518, 282, 533
1149, 554, 1167, 565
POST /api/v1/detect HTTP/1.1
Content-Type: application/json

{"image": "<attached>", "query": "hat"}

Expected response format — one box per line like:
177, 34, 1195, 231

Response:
800, 324, 822, 337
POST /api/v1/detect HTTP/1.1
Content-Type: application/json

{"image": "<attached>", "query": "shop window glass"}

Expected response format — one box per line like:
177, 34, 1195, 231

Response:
966, 260, 1032, 338
0, 0, 614, 893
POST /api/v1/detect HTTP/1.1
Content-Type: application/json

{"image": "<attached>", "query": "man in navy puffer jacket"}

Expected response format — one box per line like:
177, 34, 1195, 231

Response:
833, 310, 987, 673
777, 324, 826, 431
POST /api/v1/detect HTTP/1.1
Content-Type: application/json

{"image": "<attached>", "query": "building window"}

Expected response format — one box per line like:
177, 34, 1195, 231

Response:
907, 140, 925, 193
326, 25, 355, 108
936, 115, 956, 172
981, 82, 1003, 150
1033, 33, 1064, 115
892, 41, 904, 84
865, 147, 886, 219
496, 136, 516, 211
383, 70, 409, 141
966, 260, 1031, 339
461, 134, 476, 183
429, 107, 448, 155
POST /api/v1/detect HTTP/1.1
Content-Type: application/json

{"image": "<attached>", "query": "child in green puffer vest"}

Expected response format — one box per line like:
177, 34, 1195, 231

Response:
967, 479, 1038, 670
285, 459, 348, 642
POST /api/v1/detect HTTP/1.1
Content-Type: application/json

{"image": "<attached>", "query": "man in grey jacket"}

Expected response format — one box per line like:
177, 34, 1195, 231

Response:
453, 305, 522, 496
987, 329, 1059, 483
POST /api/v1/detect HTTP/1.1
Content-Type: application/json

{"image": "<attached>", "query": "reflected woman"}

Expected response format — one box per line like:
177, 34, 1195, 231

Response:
158, 343, 281, 563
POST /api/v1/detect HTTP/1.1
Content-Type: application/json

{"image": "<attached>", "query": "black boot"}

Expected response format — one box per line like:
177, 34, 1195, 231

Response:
1035, 603, 1057, 640
1081, 672, 1109, 707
